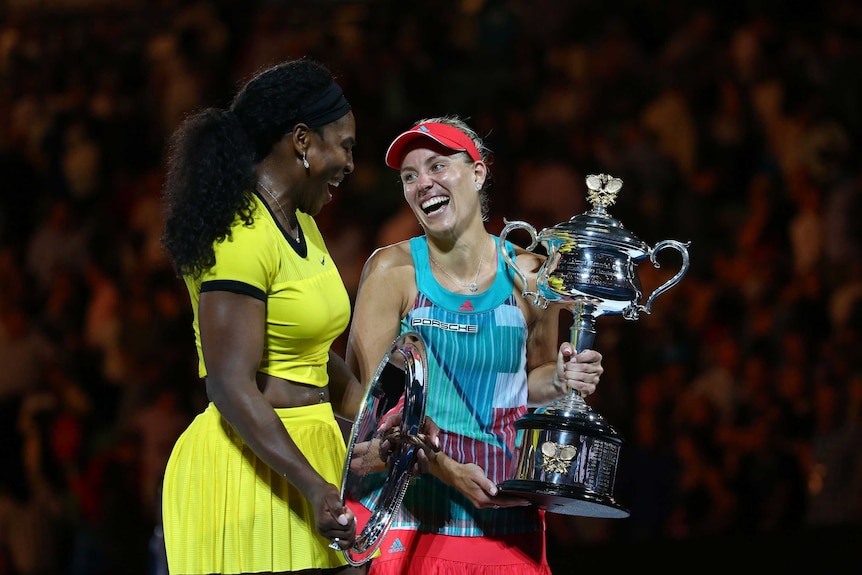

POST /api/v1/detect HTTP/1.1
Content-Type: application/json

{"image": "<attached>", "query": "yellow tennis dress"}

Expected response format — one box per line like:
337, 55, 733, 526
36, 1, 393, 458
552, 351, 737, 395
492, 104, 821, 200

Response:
162, 193, 351, 574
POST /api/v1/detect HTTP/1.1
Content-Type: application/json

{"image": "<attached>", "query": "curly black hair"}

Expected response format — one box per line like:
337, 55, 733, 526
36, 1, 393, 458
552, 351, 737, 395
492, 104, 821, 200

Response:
161, 59, 337, 278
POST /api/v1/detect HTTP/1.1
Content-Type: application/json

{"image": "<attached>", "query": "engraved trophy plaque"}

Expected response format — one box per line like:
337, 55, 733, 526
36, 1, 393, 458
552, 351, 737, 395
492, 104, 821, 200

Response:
498, 174, 690, 518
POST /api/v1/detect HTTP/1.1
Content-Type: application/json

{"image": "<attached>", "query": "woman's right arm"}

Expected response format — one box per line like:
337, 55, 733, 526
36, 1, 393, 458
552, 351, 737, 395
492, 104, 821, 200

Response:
345, 245, 413, 387
199, 290, 356, 545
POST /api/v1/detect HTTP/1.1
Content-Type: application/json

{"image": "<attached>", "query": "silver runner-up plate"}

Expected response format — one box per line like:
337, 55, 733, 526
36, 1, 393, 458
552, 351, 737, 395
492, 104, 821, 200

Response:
338, 331, 428, 566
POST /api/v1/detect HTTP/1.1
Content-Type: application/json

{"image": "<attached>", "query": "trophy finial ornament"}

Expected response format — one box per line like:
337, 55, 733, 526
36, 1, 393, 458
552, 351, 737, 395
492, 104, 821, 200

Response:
497, 173, 691, 519
584, 174, 622, 211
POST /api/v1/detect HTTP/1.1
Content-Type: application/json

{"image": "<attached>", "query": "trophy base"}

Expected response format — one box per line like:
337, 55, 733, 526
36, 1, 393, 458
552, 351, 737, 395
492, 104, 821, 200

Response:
499, 479, 630, 519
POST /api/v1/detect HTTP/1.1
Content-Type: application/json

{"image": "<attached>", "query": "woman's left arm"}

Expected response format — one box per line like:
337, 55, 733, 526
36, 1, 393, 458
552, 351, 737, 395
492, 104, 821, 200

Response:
521, 258, 604, 406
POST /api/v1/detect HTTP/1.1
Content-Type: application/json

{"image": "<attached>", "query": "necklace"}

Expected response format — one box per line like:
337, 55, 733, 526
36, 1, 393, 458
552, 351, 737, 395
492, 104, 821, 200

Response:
428, 236, 489, 293
258, 182, 300, 243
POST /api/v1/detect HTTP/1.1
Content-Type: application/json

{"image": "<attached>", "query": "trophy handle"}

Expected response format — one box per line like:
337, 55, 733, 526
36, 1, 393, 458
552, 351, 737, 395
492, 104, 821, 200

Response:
499, 219, 547, 308
632, 239, 691, 318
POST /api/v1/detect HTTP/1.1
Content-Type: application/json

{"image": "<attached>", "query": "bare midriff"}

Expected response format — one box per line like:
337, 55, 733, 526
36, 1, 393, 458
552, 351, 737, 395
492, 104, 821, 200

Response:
256, 372, 330, 408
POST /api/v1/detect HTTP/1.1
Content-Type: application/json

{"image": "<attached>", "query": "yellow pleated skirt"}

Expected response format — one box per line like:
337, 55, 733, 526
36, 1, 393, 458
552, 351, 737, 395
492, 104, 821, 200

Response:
162, 402, 349, 574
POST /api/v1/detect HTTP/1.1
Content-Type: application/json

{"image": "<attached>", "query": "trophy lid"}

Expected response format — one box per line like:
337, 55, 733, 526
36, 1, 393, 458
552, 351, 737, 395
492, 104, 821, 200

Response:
542, 174, 649, 258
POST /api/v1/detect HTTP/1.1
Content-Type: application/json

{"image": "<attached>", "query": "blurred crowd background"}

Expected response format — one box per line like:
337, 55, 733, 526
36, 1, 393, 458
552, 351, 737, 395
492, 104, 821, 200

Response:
1, 0, 861, 573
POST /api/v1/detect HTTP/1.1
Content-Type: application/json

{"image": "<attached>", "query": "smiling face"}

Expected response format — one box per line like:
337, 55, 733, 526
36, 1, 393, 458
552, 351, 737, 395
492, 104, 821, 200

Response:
300, 111, 356, 215
398, 144, 486, 237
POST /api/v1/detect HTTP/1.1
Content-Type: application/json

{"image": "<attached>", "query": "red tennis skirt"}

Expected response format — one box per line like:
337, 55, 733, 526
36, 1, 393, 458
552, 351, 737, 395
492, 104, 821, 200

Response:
355, 504, 551, 575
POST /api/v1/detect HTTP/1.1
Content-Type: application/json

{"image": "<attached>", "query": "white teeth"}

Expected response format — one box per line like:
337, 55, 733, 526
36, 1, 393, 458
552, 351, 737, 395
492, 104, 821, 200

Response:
329, 181, 340, 188
421, 196, 448, 211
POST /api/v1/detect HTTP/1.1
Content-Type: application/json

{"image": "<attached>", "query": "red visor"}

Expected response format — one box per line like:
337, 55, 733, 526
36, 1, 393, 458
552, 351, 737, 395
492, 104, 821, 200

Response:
385, 122, 481, 169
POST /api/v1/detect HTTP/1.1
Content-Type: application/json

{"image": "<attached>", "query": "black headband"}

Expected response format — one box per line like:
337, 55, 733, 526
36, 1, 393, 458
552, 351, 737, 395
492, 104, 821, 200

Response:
301, 81, 351, 128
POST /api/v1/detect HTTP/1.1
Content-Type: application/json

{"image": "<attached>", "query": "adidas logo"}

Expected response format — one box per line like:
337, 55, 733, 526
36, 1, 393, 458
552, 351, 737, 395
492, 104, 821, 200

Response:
458, 299, 474, 312
387, 537, 406, 554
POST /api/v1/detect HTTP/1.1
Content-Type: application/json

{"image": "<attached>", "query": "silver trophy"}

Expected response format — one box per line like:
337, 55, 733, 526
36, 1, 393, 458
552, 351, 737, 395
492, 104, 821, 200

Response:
498, 174, 690, 518
337, 332, 428, 566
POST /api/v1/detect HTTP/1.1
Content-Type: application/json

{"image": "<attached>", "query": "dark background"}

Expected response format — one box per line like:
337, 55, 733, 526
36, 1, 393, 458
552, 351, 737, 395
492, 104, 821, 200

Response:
0, 1, 860, 573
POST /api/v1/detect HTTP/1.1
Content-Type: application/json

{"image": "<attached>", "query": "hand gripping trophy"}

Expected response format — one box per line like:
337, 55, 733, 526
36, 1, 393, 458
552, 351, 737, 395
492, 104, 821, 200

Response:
498, 174, 690, 518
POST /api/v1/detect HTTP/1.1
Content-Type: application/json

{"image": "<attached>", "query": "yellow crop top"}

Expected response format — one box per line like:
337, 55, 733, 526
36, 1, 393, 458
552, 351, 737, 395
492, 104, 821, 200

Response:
183, 193, 350, 387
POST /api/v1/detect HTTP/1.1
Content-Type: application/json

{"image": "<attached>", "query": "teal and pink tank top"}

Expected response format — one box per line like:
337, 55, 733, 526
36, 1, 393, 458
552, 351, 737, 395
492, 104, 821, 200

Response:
389, 235, 542, 536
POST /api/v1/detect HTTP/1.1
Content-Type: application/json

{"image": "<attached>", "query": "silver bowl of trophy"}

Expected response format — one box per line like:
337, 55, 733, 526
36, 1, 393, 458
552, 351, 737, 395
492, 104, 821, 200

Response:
498, 174, 690, 518
337, 332, 428, 565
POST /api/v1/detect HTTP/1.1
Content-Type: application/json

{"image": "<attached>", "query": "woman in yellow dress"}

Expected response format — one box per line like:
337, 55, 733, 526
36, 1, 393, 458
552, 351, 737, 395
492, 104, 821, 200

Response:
160, 58, 366, 575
